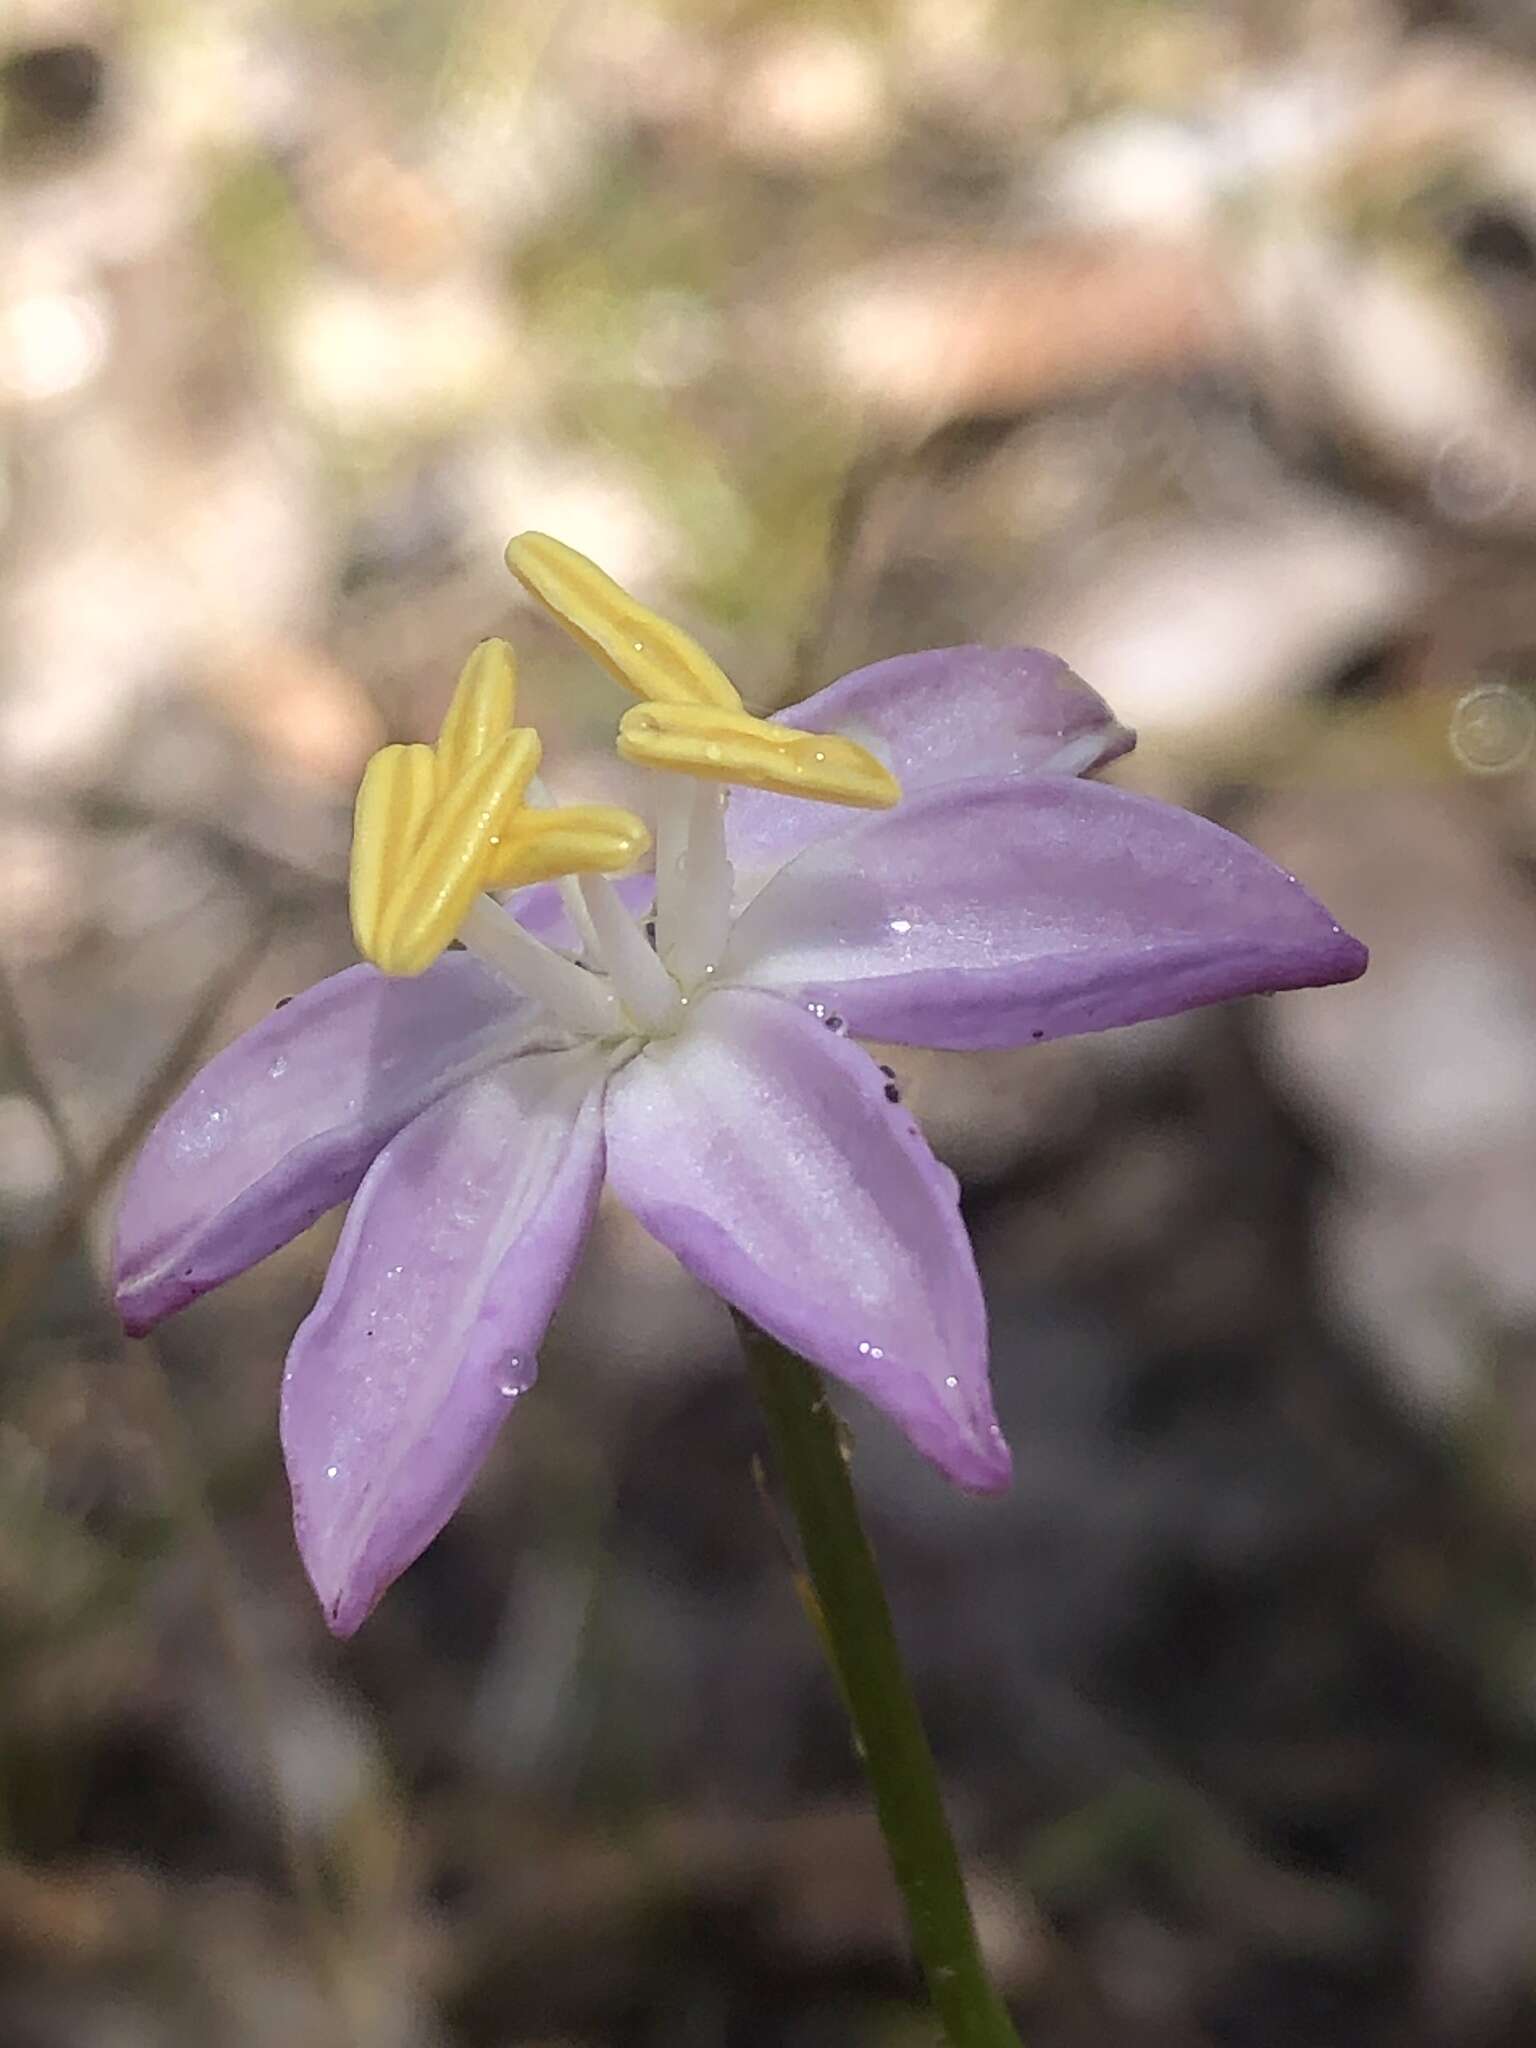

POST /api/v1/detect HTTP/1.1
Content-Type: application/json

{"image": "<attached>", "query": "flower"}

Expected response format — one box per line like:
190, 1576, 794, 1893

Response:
113, 536, 1366, 1635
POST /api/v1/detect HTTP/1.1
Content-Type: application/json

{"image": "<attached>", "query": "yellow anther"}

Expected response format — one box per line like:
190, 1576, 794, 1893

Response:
434, 638, 517, 789
487, 803, 652, 889
617, 701, 901, 810
350, 743, 438, 966
506, 532, 742, 712
356, 728, 542, 976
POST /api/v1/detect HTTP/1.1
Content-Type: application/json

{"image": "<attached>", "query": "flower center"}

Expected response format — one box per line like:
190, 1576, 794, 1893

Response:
345, 535, 907, 1049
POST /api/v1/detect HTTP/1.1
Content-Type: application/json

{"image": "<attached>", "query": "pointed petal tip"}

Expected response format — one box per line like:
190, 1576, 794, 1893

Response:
1333, 930, 1369, 984
912, 1393, 1014, 1493
320, 1575, 377, 1641
941, 1425, 1014, 1495
294, 1492, 399, 1641
117, 1299, 157, 1342
1272, 915, 1368, 994
111, 1242, 210, 1337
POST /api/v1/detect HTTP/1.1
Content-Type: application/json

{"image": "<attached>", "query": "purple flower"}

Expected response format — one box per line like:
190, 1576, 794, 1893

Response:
114, 538, 1366, 1635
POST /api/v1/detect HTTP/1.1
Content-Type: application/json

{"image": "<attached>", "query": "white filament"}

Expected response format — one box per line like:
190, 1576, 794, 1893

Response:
556, 876, 601, 959
522, 772, 601, 960
458, 895, 623, 1037
579, 875, 682, 1034
651, 777, 693, 972
657, 781, 734, 991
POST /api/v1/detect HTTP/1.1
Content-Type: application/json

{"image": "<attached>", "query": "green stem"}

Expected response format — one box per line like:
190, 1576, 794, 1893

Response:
737, 1315, 1025, 2048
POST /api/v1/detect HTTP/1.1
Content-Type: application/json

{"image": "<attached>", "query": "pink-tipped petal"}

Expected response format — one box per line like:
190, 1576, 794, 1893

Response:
281, 1045, 610, 1637
113, 958, 537, 1336
722, 777, 1367, 1050
603, 987, 1009, 1491
728, 645, 1133, 884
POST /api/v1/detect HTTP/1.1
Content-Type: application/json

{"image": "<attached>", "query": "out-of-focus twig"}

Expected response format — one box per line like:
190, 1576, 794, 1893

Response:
0, 931, 371, 2047
0, 915, 275, 1350
791, 442, 928, 699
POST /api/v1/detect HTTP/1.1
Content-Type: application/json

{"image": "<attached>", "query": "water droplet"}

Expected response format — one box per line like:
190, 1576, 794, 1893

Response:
488, 834, 501, 847
1449, 682, 1536, 774
498, 1382, 518, 1398
325, 1464, 340, 1480
858, 1341, 871, 1357
705, 742, 723, 764
944, 1375, 959, 1390
633, 640, 645, 652
813, 750, 826, 763
870, 1345, 883, 1360
268, 1055, 289, 1079
888, 917, 912, 936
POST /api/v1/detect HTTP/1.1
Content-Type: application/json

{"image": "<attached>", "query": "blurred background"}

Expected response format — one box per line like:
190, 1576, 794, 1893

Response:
5, 0, 1536, 2041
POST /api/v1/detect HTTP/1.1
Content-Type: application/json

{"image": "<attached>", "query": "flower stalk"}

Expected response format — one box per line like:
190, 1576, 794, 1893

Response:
737, 1313, 1025, 2048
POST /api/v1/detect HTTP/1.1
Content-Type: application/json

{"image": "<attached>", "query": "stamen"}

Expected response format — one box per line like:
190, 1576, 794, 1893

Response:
435, 639, 517, 786
505, 532, 742, 711
351, 662, 652, 980
458, 895, 623, 1037
557, 876, 601, 959
365, 729, 542, 976
651, 777, 694, 968
579, 875, 682, 1035
523, 772, 601, 959
659, 782, 734, 991
486, 804, 651, 888
350, 742, 437, 965
618, 700, 899, 809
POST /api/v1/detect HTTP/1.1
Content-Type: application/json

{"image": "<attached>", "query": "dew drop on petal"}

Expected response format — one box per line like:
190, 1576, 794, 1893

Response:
268, 1055, 289, 1079
325, 1464, 340, 1480
888, 917, 912, 936
944, 1375, 959, 1390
